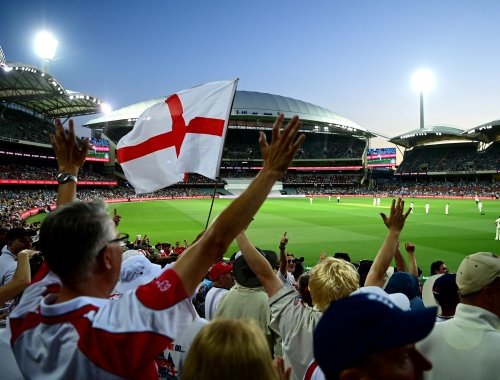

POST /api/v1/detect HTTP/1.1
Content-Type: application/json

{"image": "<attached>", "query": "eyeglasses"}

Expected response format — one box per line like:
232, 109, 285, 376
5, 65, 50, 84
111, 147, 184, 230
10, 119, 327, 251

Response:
108, 233, 129, 245
98, 233, 129, 255
287, 260, 296, 264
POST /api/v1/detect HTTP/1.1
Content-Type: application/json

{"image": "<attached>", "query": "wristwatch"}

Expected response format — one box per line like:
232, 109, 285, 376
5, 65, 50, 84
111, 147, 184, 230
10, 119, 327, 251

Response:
57, 173, 78, 184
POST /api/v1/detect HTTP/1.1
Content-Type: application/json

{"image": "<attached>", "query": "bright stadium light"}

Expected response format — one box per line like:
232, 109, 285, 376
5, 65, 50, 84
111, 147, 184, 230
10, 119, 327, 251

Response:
100, 103, 113, 114
35, 31, 58, 73
411, 68, 436, 129
411, 68, 435, 93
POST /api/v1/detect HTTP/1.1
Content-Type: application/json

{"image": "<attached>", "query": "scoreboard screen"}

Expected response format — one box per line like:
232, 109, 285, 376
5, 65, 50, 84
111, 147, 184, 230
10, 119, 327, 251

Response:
86, 138, 110, 162
367, 147, 396, 167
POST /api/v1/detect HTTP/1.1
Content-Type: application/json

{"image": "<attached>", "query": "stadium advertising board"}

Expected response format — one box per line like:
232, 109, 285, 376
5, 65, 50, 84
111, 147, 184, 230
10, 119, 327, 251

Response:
367, 147, 396, 168
221, 166, 363, 171
0, 179, 118, 186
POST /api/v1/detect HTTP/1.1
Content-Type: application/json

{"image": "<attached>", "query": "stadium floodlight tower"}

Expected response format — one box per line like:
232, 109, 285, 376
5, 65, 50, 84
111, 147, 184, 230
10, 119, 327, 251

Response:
411, 68, 435, 129
34, 31, 58, 73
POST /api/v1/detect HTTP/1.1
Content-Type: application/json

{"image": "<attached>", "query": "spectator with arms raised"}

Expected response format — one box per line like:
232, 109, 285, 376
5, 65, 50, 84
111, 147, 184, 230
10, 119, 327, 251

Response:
237, 198, 412, 380
9, 115, 304, 379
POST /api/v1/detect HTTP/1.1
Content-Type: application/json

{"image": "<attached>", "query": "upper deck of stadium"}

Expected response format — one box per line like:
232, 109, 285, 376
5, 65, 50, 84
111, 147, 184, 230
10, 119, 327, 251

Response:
84, 90, 378, 140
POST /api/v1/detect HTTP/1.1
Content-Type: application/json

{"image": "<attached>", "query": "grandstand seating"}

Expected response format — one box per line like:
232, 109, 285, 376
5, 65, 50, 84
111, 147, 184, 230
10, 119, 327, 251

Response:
0, 107, 52, 144
222, 129, 366, 160
396, 142, 497, 172
0, 105, 499, 231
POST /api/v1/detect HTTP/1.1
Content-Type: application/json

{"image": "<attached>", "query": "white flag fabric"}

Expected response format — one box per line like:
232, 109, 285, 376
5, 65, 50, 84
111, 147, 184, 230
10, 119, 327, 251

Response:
117, 79, 238, 194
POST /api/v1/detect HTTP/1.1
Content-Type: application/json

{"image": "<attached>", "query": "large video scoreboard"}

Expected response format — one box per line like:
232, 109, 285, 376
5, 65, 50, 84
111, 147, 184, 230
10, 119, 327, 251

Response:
367, 147, 396, 168
86, 137, 110, 162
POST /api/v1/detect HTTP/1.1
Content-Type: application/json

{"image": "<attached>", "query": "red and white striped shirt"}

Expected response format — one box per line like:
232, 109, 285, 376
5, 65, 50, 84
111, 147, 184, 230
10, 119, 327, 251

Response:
10, 264, 196, 379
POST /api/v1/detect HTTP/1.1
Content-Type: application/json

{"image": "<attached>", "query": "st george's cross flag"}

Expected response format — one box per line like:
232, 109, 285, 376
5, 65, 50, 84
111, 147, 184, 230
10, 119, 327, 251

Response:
117, 79, 238, 194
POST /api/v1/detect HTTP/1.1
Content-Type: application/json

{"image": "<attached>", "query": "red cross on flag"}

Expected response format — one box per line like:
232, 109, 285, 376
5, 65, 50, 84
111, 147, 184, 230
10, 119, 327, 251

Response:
117, 79, 238, 194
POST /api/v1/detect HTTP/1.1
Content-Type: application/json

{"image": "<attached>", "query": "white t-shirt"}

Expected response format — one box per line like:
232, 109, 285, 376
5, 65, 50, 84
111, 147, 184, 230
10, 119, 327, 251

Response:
158, 317, 208, 379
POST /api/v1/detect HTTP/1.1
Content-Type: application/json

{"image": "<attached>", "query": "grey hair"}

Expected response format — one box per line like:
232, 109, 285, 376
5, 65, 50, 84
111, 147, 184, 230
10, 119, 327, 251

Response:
40, 199, 115, 284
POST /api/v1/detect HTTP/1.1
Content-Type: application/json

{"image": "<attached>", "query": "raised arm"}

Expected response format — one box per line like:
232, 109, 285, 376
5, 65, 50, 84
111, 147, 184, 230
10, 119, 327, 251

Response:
236, 231, 283, 298
0, 250, 35, 305
365, 198, 411, 287
278, 233, 289, 277
404, 242, 419, 277
394, 243, 408, 273
173, 114, 304, 296
50, 119, 89, 207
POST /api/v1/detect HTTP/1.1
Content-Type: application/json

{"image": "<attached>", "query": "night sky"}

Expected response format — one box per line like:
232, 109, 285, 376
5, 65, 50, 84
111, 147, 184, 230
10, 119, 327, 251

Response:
2, 0, 500, 137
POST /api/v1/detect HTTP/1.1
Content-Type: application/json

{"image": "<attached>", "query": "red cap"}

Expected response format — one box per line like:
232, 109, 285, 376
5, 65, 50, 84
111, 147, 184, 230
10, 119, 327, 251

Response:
209, 262, 233, 281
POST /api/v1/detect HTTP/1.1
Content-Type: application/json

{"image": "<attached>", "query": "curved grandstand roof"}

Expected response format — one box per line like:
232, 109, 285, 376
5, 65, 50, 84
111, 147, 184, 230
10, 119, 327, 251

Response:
0, 61, 104, 118
462, 120, 500, 142
389, 125, 471, 148
85, 90, 376, 138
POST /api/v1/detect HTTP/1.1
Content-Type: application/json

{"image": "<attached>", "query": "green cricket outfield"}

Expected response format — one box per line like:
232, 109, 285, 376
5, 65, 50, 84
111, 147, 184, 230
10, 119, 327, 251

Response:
76, 196, 500, 274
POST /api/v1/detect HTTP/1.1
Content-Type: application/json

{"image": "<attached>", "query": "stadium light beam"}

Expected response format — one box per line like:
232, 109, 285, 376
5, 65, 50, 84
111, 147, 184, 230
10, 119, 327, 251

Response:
411, 68, 435, 130
34, 31, 58, 73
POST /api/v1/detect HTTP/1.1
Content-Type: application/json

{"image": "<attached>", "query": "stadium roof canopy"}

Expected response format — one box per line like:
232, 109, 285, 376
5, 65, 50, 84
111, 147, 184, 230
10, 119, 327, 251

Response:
85, 90, 377, 139
389, 125, 472, 148
0, 61, 104, 118
462, 120, 500, 142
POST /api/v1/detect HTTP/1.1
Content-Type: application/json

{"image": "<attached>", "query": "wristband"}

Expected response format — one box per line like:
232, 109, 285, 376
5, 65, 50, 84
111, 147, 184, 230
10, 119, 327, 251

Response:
57, 172, 78, 184
279, 244, 286, 251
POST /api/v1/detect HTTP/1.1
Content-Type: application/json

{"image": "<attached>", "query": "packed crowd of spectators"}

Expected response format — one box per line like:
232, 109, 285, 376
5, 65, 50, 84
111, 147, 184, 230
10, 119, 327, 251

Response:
0, 189, 54, 228
2, 179, 497, 229
0, 161, 228, 185
0, 186, 213, 229
381, 180, 499, 198
0, 163, 110, 181
398, 141, 500, 173
219, 170, 363, 185
281, 173, 363, 185
222, 129, 366, 160
1, 115, 499, 380
297, 180, 499, 197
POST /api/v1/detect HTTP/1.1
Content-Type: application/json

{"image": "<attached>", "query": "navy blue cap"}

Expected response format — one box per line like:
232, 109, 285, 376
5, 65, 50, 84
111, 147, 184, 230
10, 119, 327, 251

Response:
385, 272, 420, 299
314, 292, 437, 379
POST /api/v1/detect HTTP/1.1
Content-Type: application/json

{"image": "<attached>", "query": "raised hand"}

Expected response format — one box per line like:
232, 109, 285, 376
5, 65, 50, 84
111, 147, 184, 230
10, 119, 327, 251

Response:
279, 233, 289, 250
50, 119, 89, 175
379, 198, 411, 232
259, 114, 305, 179
405, 242, 416, 254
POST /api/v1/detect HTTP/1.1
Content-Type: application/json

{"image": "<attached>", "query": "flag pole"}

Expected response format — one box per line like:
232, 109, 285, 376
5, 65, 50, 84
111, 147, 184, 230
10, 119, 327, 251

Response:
204, 177, 219, 230
203, 78, 239, 230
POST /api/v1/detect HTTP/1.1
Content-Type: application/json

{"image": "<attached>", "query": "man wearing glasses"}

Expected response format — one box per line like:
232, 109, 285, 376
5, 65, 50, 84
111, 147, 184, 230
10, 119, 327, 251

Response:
9, 115, 304, 379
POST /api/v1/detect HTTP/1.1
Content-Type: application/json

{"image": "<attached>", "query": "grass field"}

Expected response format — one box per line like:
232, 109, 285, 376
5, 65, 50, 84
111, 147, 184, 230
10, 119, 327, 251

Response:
28, 197, 499, 274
